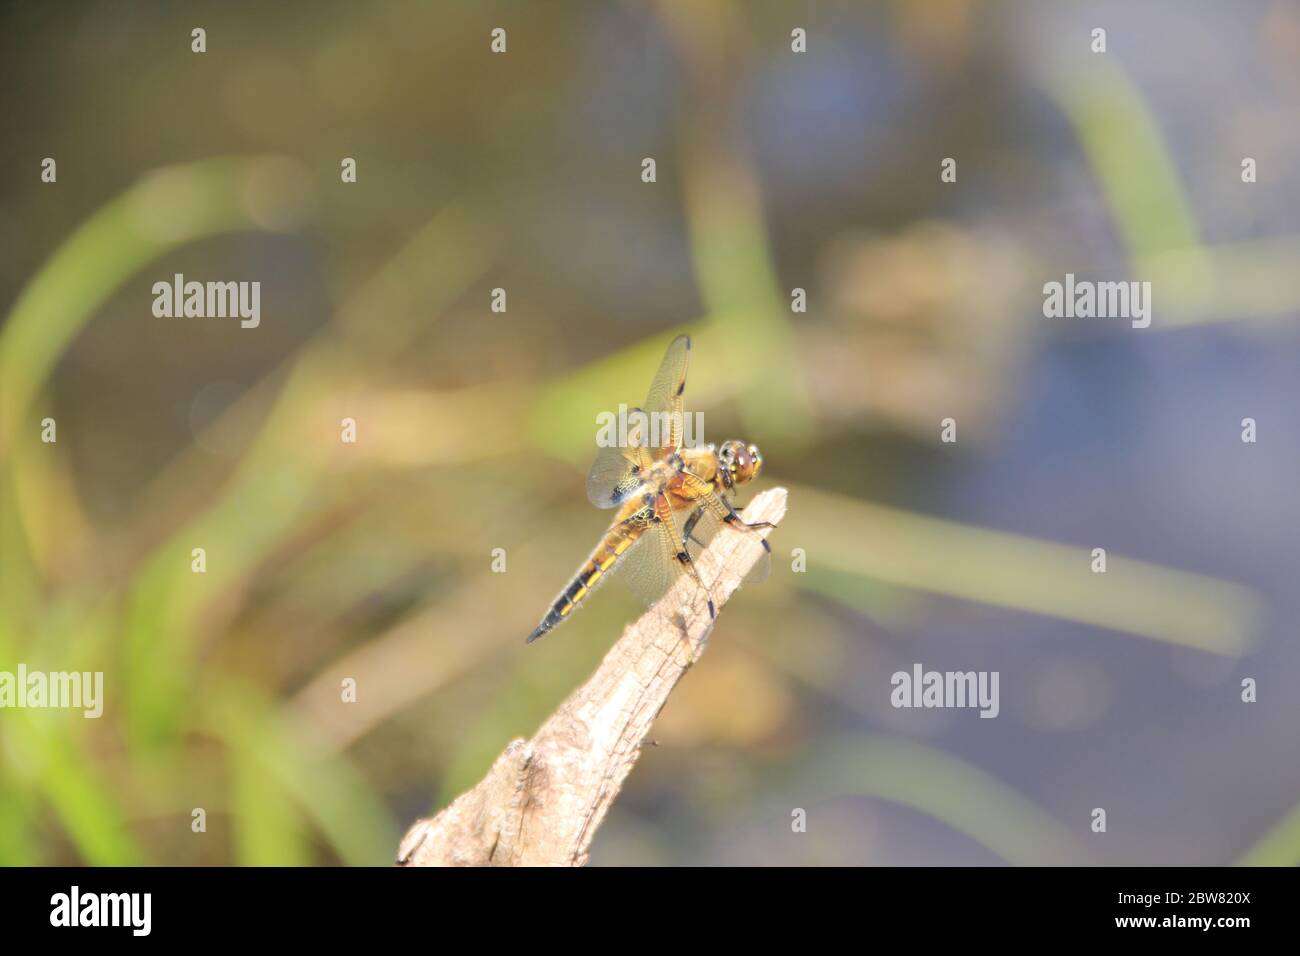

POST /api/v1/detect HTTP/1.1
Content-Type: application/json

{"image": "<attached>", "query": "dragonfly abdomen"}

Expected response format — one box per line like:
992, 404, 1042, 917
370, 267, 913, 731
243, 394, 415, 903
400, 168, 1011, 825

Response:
526, 515, 647, 643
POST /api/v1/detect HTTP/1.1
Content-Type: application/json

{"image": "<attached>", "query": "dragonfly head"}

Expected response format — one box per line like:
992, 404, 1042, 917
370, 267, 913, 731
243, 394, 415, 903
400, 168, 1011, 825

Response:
718, 440, 763, 488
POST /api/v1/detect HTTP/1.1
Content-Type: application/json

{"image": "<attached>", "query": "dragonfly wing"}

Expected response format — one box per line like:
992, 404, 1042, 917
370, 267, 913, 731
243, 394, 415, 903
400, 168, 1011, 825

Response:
684, 494, 772, 586
742, 539, 773, 586
642, 334, 691, 455
586, 406, 655, 508
586, 445, 644, 509
615, 517, 681, 606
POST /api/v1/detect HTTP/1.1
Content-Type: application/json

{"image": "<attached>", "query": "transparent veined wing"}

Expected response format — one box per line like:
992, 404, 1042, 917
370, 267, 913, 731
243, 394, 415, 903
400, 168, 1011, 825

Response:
613, 514, 682, 606
641, 334, 691, 456
612, 490, 770, 610
586, 406, 653, 508
684, 493, 772, 586
586, 444, 644, 509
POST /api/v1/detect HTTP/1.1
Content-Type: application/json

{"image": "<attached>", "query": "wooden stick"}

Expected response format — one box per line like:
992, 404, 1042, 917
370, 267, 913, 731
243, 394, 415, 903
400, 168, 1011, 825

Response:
396, 487, 788, 866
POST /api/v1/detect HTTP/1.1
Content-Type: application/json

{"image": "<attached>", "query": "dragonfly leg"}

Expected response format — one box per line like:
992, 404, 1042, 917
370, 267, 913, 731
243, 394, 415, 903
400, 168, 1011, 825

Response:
682, 503, 710, 548
717, 496, 776, 553
675, 549, 715, 618
666, 517, 715, 619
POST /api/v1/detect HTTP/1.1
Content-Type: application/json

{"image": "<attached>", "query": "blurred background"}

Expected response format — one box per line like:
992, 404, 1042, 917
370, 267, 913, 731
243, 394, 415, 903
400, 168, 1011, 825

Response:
2, 0, 1299, 866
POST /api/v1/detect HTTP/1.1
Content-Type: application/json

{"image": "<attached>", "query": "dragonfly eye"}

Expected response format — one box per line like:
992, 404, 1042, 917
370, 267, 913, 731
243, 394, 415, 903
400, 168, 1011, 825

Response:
719, 440, 760, 483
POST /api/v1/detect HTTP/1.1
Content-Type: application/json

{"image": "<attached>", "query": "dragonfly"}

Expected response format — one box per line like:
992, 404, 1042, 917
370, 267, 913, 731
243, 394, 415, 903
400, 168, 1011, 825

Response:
527, 334, 774, 643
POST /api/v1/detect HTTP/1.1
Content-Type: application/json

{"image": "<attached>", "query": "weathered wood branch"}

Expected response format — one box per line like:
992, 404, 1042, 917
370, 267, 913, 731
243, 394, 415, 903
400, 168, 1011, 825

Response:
396, 487, 788, 867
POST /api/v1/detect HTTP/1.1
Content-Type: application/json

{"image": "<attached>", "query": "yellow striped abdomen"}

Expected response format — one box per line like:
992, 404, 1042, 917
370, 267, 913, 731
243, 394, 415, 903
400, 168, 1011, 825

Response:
526, 517, 647, 643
